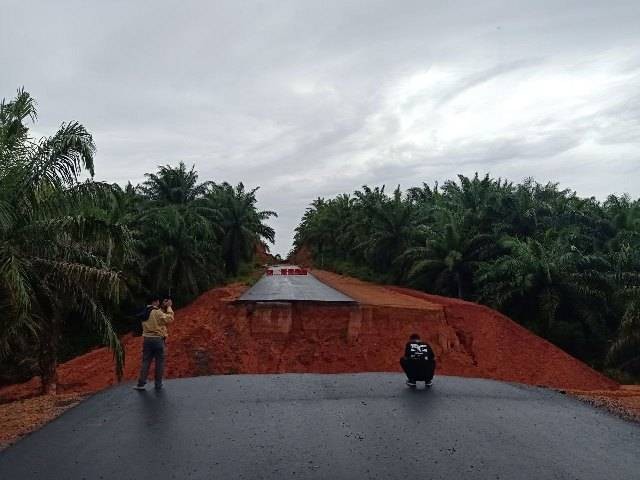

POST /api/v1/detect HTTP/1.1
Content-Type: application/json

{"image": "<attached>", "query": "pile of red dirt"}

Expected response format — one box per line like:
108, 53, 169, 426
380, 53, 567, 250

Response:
314, 271, 617, 390
0, 284, 247, 402
255, 241, 277, 265
288, 245, 313, 267
0, 271, 617, 402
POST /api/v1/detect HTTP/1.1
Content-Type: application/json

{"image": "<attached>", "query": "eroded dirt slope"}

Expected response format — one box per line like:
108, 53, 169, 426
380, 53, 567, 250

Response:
314, 270, 618, 390
0, 272, 617, 403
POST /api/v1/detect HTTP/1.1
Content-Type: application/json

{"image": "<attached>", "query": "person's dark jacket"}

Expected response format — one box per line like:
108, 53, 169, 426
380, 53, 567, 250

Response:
404, 340, 435, 362
401, 340, 436, 382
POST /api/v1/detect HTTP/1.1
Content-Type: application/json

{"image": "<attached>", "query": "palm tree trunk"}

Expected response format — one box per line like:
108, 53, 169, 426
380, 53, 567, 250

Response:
39, 319, 59, 395
456, 272, 464, 299
106, 238, 113, 267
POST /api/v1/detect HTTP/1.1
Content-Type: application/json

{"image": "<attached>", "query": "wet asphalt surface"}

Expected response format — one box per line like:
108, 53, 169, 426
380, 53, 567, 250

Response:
237, 272, 354, 303
1, 373, 638, 480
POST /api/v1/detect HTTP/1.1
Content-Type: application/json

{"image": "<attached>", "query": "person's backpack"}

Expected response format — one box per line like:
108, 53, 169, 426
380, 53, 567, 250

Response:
143, 305, 155, 322
409, 342, 430, 360
135, 305, 153, 323
132, 305, 154, 336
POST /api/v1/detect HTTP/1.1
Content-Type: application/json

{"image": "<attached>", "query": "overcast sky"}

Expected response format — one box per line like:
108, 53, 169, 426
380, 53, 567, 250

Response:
2, 1, 639, 255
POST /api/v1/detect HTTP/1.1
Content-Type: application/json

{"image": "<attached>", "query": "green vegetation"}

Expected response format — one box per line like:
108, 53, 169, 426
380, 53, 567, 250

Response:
294, 175, 640, 379
0, 89, 276, 392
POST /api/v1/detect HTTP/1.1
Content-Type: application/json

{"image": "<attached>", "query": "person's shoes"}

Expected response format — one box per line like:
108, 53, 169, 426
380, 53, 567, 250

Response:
133, 384, 146, 391
406, 380, 417, 388
425, 380, 433, 387
154, 384, 163, 391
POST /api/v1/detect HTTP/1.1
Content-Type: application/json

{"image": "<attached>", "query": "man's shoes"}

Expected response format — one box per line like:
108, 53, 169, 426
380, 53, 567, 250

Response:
154, 384, 163, 391
425, 380, 433, 387
133, 384, 146, 391
406, 380, 417, 388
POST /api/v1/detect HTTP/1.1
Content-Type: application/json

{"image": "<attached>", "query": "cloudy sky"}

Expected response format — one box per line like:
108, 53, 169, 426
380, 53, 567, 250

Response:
2, 1, 639, 254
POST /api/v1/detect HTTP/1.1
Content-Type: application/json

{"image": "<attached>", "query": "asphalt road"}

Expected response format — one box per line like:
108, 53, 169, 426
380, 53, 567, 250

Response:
1, 374, 638, 480
237, 272, 354, 303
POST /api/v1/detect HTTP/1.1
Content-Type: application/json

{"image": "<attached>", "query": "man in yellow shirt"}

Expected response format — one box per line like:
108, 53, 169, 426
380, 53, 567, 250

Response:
133, 297, 174, 391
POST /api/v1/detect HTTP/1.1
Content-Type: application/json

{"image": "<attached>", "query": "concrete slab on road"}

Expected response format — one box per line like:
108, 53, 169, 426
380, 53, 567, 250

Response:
237, 271, 355, 303
1, 374, 638, 479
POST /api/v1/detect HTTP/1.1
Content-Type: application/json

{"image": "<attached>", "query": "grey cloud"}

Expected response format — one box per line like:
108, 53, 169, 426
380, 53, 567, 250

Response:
404, 58, 547, 110
2, 0, 640, 254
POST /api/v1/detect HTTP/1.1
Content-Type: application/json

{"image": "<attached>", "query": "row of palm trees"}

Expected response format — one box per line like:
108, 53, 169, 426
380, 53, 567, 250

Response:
293, 175, 640, 378
0, 89, 276, 392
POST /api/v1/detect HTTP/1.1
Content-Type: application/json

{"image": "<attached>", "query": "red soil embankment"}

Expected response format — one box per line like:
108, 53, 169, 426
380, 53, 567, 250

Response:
314, 270, 618, 390
0, 271, 617, 402
255, 241, 277, 265
0, 285, 246, 402
392, 286, 616, 389
289, 245, 313, 267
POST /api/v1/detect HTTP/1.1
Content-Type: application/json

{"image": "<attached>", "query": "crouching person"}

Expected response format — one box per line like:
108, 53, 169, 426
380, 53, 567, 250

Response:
400, 333, 436, 388
134, 297, 174, 391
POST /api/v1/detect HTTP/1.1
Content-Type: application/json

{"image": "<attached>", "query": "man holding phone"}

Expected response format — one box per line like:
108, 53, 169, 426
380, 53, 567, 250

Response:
133, 297, 174, 391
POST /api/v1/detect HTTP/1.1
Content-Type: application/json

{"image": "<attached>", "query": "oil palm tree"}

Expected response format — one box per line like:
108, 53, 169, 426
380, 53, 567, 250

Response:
401, 211, 493, 299
605, 241, 640, 374
355, 186, 422, 278
139, 205, 222, 301
139, 161, 212, 205
294, 198, 333, 267
136, 162, 224, 298
206, 182, 276, 276
0, 89, 127, 393
477, 237, 610, 358
607, 302, 640, 374
441, 173, 511, 234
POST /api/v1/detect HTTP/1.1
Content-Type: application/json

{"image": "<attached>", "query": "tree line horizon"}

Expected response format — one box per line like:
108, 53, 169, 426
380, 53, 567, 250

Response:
0, 89, 276, 392
293, 177, 640, 381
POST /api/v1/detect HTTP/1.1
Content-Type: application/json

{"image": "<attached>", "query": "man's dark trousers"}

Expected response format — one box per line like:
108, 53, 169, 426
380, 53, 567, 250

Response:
137, 337, 165, 388
400, 357, 435, 382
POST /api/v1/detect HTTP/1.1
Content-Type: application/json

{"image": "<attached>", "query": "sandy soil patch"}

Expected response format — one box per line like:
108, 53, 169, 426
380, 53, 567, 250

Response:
0, 394, 87, 450
568, 385, 640, 422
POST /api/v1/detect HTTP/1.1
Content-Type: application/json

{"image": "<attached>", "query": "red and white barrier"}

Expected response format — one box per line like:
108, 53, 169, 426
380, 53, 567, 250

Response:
265, 266, 308, 276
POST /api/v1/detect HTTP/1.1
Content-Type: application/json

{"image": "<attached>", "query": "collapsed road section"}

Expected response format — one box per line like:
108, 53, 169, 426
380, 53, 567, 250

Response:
0, 269, 619, 402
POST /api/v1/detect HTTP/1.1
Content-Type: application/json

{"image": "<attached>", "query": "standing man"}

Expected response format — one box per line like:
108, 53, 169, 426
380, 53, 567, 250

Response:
134, 297, 174, 391
400, 333, 436, 388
